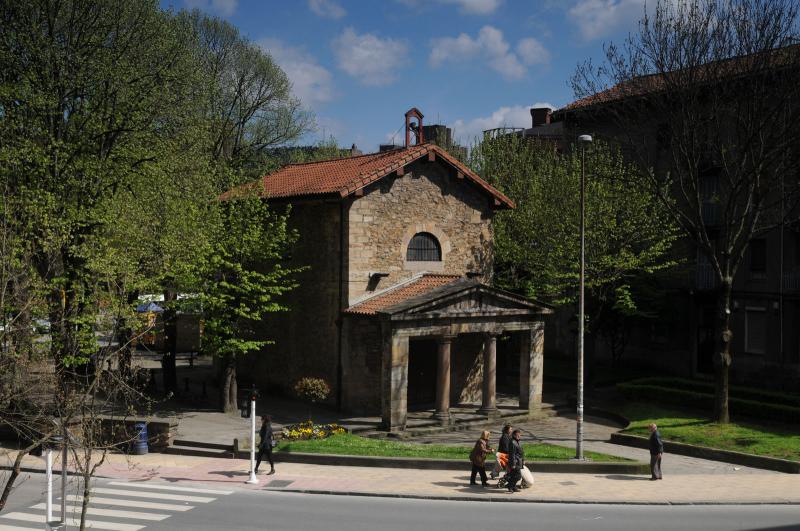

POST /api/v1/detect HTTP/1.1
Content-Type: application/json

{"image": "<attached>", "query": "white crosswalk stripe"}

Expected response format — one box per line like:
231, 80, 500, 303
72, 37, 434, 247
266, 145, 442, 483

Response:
0, 480, 226, 531
64, 494, 195, 511
30, 503, 170, 521
0, 524, 41, 531
92, 487, 215, 503
107, 481, 233, 495
1, 511, 144, 531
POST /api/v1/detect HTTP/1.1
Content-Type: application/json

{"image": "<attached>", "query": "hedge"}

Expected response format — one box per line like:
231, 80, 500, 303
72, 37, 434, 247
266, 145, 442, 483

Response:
625, 377, 800, 408
617, 383, 800, 424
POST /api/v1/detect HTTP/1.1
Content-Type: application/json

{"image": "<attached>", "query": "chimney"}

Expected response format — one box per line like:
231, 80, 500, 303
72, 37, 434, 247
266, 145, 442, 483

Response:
350, 143, 362, 156
530, 107, 552, 127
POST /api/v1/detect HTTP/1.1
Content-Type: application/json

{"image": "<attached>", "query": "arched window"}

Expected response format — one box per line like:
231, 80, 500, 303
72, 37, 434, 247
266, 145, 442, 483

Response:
406, 232, 441, 262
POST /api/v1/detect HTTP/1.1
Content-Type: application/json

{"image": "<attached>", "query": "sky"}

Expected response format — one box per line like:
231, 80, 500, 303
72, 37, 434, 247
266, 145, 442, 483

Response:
169, 0, 650, 152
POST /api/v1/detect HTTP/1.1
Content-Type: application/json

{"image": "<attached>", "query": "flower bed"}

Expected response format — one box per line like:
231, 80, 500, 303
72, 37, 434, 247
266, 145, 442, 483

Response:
281, 420, 347, 441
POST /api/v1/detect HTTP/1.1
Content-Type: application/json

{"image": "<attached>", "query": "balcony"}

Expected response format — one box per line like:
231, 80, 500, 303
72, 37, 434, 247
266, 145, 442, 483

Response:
784, 269, 800, 291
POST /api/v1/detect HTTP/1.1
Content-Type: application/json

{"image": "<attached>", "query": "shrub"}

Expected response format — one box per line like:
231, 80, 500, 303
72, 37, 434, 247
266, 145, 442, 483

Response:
626, 377, 800, 408
294, 377, 330, 404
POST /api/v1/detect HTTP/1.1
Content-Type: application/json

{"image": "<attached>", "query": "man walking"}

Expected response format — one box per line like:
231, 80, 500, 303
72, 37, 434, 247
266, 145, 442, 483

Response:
648, 423, 663, 480
491, 424, 512, 479
506, 429, 524, 493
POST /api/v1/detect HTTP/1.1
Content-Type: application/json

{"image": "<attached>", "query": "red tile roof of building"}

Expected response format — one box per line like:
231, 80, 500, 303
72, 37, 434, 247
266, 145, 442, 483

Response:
344, 274, 463, 316
559, 44, 800, 113
220, 143, 514, 208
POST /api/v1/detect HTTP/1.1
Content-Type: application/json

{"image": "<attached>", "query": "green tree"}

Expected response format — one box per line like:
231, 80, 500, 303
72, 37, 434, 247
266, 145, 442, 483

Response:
471, 135, 679, 363
197, 195, 301, 413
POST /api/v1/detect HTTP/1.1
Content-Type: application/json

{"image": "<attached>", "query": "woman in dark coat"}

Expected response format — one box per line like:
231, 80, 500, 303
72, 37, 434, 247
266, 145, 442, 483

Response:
469, 430, 494, 487
255, 415, 275, 475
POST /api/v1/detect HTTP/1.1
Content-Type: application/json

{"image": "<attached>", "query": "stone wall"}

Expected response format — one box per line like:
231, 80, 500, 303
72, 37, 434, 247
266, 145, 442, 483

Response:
340, 316, 383, 415
346, 159, 494, 305
240, 200, 343, 402
451, 334, 484, 403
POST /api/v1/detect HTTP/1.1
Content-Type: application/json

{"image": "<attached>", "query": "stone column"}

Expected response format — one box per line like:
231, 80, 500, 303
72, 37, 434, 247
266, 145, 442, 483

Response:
479, 333, 499, 416
434, 335, 454, 422
381, 328, 409, 432
519, 323, 544, 410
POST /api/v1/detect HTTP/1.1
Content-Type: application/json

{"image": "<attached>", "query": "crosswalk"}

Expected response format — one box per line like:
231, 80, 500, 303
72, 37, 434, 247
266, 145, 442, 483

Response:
0, 480, 232, 530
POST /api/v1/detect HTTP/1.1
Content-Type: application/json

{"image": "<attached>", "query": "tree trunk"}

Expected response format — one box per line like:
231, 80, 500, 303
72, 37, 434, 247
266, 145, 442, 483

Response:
713, 278, 734, 423
0, 451, 25, 512
220, 356, 238, 413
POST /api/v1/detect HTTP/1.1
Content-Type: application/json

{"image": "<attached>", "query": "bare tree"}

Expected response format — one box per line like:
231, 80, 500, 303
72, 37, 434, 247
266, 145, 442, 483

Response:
572, 0, 800, 422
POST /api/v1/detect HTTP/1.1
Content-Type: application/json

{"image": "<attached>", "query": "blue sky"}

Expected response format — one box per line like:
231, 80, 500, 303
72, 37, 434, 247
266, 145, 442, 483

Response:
170, 0, 649, 152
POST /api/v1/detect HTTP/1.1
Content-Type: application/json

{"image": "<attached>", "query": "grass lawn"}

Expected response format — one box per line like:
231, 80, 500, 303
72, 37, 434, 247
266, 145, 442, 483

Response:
275, 433, 630, 462
618, 402, 800, 462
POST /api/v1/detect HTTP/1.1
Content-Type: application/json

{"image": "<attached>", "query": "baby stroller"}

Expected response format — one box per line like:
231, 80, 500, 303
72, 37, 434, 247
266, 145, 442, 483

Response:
497, 459, 534, 489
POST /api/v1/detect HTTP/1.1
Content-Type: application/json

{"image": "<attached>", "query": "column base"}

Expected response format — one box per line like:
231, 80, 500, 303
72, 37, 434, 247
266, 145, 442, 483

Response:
432, 411, 451, 425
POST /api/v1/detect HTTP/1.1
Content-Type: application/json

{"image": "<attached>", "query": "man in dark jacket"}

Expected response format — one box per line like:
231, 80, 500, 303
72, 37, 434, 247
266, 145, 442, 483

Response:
491, 424, 512, 479
648, 423, 663, 480
506, 429, 524, 492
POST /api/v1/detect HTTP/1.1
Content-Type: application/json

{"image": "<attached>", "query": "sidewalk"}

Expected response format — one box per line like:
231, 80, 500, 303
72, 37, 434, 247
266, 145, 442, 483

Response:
3, 450, 798, 505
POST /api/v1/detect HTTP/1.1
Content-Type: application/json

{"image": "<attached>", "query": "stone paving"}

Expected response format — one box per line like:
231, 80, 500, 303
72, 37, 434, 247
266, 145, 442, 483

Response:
3, 451, 797, 505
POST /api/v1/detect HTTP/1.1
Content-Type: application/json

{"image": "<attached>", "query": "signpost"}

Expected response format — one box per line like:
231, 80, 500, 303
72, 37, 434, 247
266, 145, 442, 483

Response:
245, 388, 259, 485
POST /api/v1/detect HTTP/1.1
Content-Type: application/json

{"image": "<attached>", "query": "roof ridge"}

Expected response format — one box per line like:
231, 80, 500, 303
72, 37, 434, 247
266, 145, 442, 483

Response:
347, 272, 428, 308
281, 146, 417, 168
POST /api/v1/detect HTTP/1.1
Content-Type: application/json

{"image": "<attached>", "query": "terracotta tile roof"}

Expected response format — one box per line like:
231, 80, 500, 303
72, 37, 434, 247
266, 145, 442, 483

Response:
220, 143, 514, 208
559, 44, 800, 113
344, 274, 462, 316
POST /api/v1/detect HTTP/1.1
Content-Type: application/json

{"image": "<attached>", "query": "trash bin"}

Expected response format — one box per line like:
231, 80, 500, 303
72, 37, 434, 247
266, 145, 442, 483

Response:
133, 422, 148, 455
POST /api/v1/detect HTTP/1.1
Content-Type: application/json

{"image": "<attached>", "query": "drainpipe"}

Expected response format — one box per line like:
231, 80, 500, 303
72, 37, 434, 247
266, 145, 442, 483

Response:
336, 201, 345, 410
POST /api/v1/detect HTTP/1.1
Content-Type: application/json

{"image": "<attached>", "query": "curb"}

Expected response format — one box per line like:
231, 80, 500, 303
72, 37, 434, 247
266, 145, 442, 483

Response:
610, 433, 800, 474
262, 488, 800, 506
233, 450, 650, 474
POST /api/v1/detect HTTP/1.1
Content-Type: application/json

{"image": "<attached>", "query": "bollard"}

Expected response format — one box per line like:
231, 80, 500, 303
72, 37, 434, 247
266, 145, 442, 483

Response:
133, 422, 148, 455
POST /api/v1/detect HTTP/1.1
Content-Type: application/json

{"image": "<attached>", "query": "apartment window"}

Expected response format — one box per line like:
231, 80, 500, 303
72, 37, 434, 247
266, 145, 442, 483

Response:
744, 307, 767, 355
406, 232, 441, 262
749, 239, 766, 278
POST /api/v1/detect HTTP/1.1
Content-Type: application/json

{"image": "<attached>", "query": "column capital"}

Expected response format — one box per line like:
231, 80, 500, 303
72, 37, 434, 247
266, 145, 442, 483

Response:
437, 334, 457, 344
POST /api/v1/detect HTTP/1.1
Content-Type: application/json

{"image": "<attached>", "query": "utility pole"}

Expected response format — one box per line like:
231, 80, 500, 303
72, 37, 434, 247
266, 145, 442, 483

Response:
576, 134, 592, 460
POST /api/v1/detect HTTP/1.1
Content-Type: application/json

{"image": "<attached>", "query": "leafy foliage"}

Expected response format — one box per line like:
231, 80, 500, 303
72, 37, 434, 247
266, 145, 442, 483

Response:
470, 135, 678, 346
294, 377, 332, 404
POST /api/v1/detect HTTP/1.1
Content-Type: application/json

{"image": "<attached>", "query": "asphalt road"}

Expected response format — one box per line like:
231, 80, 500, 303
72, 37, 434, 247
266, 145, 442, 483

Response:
1, 476, 798, 531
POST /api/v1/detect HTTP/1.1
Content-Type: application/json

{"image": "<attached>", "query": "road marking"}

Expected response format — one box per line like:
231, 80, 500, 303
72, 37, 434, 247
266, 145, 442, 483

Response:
107, 482, 232, 495
30, 503, 169, 521
0, 512, 144, 531
63, 495, 194, 511
0, 524, 41, 531
92, 488, 215, 503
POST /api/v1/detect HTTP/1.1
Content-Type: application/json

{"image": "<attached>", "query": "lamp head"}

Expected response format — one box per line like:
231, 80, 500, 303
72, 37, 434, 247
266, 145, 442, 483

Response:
578, 134, 592, 143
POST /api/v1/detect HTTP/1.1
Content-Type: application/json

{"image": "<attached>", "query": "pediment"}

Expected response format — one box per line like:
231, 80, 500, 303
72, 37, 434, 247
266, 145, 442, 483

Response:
381, 282, 550, 318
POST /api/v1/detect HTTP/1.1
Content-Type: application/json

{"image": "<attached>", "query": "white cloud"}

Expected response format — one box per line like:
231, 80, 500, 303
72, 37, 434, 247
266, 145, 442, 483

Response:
332, 28, 410, 86
568, 0, 645, 41
259, 39, 335, 107
308, 0, 346, 19
450, 103, 555, 143
439, 0, 503, 15
395, 0, 502, 15
184, 0, 237, 17
429, 26, 549, 81
516, 37, 550, 65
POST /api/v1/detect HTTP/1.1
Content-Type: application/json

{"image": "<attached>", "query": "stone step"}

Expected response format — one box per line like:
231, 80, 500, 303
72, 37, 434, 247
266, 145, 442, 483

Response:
162, 444, 232, 458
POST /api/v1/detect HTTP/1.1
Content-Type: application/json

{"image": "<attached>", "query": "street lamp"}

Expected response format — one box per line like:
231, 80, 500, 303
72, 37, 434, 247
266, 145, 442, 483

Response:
576, 133, 592, 460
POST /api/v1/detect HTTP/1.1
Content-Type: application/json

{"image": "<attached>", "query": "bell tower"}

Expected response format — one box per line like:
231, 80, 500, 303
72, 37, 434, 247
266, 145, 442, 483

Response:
405, 108, 424, 147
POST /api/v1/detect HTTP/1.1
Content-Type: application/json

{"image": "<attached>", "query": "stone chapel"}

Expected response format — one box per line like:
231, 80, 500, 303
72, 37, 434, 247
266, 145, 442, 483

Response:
232, 109, 550, 431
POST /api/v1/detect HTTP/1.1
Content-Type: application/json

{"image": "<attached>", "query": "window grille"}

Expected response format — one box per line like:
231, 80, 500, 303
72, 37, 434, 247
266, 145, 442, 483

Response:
406, 233, 441, 262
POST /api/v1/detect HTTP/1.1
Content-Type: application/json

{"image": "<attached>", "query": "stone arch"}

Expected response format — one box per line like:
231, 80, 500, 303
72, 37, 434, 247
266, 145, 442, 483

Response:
401, 223, 451, 272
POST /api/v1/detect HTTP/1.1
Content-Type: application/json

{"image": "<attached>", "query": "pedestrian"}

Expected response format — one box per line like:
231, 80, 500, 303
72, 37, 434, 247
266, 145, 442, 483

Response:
255, 415, 275, 475
648, 423, 663, 480
506, 428, 524, 493
491, 424, 512, 479
469, 430, 494, 487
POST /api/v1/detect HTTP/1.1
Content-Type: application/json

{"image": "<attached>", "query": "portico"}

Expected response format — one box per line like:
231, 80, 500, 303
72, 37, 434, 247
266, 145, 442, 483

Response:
350, 277, 551, 432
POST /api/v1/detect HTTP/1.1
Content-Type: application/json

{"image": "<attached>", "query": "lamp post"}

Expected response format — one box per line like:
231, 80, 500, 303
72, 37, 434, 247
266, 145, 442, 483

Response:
576, 134, 592, 460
